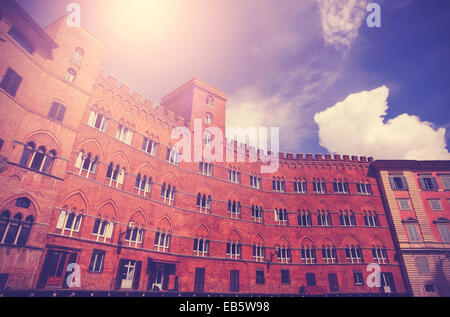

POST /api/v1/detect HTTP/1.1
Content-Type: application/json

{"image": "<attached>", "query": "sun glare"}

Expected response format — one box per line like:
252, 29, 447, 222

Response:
104, 0, 182, 40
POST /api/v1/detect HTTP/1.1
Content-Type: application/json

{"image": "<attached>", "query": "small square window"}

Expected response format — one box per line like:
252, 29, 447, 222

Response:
1, 67, 22, 97
398, 199, 411, 210
256, 270, 265, 285
429, 199, 442, 211
424, 284, 435, 292
281, 269, 290, 285
416, 257, 430, 274
438, 174, 450, 190
306, 273, 316, 286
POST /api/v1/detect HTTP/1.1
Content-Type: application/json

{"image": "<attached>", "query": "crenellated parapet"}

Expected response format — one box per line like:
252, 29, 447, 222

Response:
224, 138, 373, 167
96, 69, 191, 128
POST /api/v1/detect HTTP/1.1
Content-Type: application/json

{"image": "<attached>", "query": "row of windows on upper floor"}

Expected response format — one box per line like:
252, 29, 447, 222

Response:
403, 218, 450, 243
389, 173, 450, 191
15, 146, 383, 228
20, 208, 390, 265
14, 142, 374, 203
73, 146, 374, 198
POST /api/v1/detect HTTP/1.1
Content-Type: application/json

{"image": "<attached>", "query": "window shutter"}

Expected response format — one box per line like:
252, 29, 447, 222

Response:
126, 130, 133, 145
115, 259, 126, 289
132, 261, 142, 290
388, 176, 397, 190
56, 105, 66, 121
99, 117, 107, 132
74, 215, 82, 232
116, 126, 121, 139
87, 111, 96, 127
400, 176, 408, 189
48, 102, 59, 118
56, 209, 66, 229
431, 177, 438, 191
154, 232, 161, 247
419, 177, 427, 190
88, 253, 95, 272
75, 152, 83, 169
374, 214, 380, 227
10, 71, 22, 96
105, 222, 114, 239
165, 234, 170, 248
118, 169, 125, 185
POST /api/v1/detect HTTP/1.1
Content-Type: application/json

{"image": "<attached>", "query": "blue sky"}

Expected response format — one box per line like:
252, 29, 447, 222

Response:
16, 0, 450, 159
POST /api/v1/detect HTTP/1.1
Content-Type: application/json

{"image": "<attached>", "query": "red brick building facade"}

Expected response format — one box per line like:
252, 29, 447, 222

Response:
0, 0, 411, 295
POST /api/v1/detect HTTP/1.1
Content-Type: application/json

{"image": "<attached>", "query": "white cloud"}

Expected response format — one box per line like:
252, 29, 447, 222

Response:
226, 60, 341, 153
314, 85, 450, 160
316, 0, 369, 52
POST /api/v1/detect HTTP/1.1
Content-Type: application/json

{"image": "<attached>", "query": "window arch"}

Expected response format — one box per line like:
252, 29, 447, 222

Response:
124, 220, 144, 247
251, 205, 263, 223
19, 142, 57, 174
106, 162, 125, 189
56, 208, 83, 236
87, 109, 109, 132
364, 210, 380, 227
275, 208, 288, 225
116, 123, 133, 145
0, 211, 34, 246
298, 209, 312, 227
75, 150, 98, 178
339, 210, 356, 226
322, 242, 337, 264
205, 112, 213, 124
317, 209, 332, 227
197, 193, 211, 213
154, 230, 170, 252
193, 226, 210, 257
65, 68, 77, 83
72, 47, 84, 65
371, 245, 388, 264
92, 217, 114, 242
160, 182, 176, 205
142, 136, 158, 156
206, 95, 214, 107
227, 199, 241, 219
252, 234, 265, 262
134, 173, 152, 197
166, 147, 180, 165
272, 177, 286, 192
275, 243, 291, 263
300, 239, 316, 264
345, 244, 363, 263
313, 177, 327, 194
333, 178, 349, 194
226, 231, 241, 260
293, 177, 307, 193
